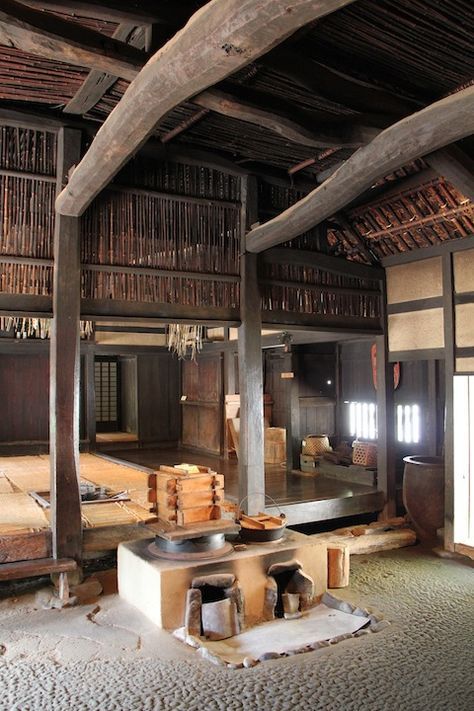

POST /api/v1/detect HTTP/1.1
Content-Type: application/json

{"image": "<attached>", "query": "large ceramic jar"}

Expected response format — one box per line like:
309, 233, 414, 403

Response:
402, 456, 444, 543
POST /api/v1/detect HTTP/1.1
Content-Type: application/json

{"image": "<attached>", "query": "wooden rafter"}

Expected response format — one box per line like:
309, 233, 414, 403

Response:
55, 0, 358, 217
193, 88, 378, 149
1, 2, 378, 152
21, 0, 191, 26
63, 24, 146, 116
0, 0, 148, 81
425, 146, 474, 202
246, 86, 474, 253
262, 49, 420, 121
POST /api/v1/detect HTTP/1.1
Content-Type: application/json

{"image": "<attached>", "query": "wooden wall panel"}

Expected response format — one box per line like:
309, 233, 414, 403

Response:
0, 353, 49, 442
181, 355, 223, 455
137, 353, 180, 443
120, 356, 138, 435
340, 341, 375, 402
388, 309, 444, 352
455, 303, 474, 348
386, 258, 442, 304
453, 249, 474, 293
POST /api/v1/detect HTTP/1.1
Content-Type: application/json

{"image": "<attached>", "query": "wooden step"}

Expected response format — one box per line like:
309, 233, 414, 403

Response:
0, 557, 77, 582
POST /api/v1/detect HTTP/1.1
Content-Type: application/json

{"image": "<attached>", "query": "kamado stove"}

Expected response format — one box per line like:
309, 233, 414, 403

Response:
118, 463, 328, 634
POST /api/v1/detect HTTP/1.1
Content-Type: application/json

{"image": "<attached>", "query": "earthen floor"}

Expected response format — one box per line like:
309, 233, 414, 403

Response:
0, 546, 472, 710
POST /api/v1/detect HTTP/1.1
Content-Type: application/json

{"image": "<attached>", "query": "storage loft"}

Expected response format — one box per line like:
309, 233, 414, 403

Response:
0, 1, 472, 572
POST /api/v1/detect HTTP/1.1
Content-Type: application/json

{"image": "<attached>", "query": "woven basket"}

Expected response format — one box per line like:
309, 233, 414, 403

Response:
352, 442, 377, 468
302, 435, 331, 456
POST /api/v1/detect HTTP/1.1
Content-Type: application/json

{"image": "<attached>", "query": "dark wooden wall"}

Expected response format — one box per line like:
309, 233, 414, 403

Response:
181, 354, 223, 455
136, 353, 180, 444
264, 344, 337, 439
119, 356, 138, 435
0, 353, 49, 444
0, 346, 181, 450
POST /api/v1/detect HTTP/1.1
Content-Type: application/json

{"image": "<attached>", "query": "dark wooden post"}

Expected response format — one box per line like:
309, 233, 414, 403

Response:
223, 327, 236, 460
238, 176, 265, 514
376, 274, 397, 519
84, 345, 96, 451
50, 127, 83, 561
442, 253, 455, 551
285, 351, 300, 472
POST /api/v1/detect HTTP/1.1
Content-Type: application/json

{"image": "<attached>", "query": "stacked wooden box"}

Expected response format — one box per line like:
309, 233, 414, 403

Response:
155, 464, 225, 526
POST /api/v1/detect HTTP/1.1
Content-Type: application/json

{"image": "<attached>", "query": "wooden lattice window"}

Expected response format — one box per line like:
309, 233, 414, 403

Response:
94, 357, 120, 432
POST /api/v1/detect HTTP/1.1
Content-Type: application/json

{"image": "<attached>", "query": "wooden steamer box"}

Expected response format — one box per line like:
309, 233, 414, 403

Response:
155, 464, 225, 526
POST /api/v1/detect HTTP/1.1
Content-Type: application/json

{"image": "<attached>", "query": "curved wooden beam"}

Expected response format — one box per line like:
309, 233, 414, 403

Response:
55, 0, 358, 217
193, 88, 378, 149
246, 87, 474, 253
0, 0, 147, 81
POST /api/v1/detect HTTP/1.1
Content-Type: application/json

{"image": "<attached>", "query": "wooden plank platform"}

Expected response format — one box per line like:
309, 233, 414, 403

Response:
0, 557, 77, 582
0, 454, 158, 561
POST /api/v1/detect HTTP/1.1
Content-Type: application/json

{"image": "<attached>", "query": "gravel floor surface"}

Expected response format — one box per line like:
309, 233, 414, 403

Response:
0, 547, 473, 711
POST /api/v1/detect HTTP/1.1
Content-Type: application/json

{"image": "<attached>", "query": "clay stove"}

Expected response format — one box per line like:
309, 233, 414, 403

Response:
118, 529, 327, 631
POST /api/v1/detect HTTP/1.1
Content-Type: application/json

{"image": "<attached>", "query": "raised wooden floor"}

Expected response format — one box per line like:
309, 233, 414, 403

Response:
103, 447, 385, 526
0, 454, 157, 562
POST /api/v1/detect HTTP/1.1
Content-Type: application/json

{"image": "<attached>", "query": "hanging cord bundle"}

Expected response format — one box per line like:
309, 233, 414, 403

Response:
0, 317, 94, 340
167, 324, 203, 361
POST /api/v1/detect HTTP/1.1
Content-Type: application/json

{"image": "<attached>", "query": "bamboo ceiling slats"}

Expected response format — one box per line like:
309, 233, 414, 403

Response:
260, 261, 381, 319
329, 177, 474, 260
302, 0, 474, 98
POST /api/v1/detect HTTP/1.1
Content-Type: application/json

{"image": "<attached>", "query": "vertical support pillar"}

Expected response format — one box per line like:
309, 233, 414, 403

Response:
50, 127, 83, 561
223, 327, 236, 460
442, 253, 455, 551
285, 351, 300, 472
85, 345, 96, 452
376, 274, 397, 520
238, 176, 265, 514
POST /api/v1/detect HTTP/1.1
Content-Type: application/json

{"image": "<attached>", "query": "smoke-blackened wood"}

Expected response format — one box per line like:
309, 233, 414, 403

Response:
0, 1, 147, 81
247, 87, 474, 253
50, 127, 83, 561
55, 0, 358, 216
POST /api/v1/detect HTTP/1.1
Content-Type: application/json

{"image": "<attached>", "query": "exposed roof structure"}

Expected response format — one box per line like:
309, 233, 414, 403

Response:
0, 0, 472, 263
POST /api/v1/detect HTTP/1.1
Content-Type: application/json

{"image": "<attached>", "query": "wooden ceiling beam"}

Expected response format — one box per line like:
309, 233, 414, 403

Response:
0, 0, 148, 81
246, 86, 474, 253
262, 49, 420, 121
192, 88, 379, 149
262, 247, 384, 280
425, 146, 474, 202
63, 23, 146, 115
55, 0, 359, 217
20, 1, 191, 26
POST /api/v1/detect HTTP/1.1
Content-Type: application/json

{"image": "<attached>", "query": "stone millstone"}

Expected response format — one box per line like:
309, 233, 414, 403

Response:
192, 574, 235, 589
